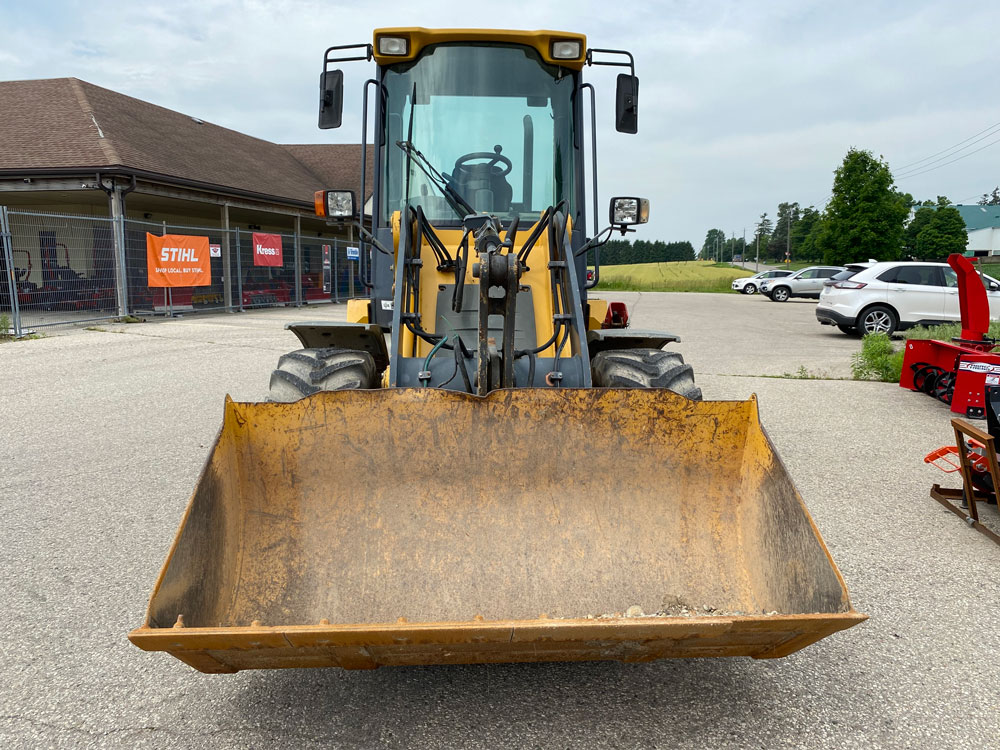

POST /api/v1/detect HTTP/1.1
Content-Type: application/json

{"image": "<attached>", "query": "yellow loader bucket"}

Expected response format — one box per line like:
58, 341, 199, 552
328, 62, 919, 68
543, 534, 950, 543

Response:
129, 389, 865, 673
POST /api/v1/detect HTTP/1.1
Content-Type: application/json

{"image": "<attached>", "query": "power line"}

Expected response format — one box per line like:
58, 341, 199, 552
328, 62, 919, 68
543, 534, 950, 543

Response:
956, 192, 987, 204
895, 120, 1000, 171
895, 127, 1000, 179
896, 134, 1000, 182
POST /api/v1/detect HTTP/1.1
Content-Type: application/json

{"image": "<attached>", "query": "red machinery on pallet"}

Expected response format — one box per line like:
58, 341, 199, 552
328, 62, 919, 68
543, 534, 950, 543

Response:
900, 253, 1000, 418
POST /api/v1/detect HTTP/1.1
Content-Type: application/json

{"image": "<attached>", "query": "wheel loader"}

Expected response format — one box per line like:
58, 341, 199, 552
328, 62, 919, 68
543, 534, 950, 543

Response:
129, 28, 865, 673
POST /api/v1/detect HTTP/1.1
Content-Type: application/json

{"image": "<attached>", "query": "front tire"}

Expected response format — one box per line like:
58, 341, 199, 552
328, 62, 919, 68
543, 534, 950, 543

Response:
743, 283, 757, 295
856, 305, 898, 336
268, 347, 377, 402
770, 286, 790, 302
591, 349, 703, 400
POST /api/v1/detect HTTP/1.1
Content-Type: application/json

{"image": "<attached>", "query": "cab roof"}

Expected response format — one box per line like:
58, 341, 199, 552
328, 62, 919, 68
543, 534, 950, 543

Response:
372, 28, 587, 70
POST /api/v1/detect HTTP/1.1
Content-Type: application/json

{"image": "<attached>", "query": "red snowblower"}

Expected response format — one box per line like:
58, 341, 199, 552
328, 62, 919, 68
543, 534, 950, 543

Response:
900, 253, 1000, 418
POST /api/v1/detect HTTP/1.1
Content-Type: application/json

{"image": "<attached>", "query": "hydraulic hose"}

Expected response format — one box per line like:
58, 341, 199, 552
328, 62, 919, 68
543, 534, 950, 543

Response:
419, 335, 450, 386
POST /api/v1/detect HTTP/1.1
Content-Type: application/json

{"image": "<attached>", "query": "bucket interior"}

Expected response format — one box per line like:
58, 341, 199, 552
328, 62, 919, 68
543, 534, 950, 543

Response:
147, 389, 851, 629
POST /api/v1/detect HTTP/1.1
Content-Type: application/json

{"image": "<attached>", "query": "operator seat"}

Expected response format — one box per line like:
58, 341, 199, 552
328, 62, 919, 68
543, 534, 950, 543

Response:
448, 148, 513, 213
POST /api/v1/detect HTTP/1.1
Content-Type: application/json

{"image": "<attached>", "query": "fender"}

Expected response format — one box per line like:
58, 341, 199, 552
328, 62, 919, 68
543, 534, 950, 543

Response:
285, 322, 389, 373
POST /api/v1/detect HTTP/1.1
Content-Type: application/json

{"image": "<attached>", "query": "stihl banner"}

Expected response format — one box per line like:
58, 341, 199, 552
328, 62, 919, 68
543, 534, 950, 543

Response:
145, 233, 211, 287
253, 233, 283, 267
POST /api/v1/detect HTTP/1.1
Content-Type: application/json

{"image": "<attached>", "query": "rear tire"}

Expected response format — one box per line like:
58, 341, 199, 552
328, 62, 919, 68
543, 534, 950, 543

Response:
770, 286, 790, 302
268, 347, 377, 402
856, 305, 897, 336
837, 324, 859, 335
591, 349, 703, 400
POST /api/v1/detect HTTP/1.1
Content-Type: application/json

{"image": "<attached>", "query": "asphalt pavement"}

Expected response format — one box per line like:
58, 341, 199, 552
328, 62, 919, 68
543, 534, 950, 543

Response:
2, 295, 998, 749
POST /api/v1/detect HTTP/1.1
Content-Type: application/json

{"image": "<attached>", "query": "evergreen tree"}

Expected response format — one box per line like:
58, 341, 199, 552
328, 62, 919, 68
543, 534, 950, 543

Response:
701, 229, 726, 260
768, 202, 801, 260
754, 213, 774, 261
978, 187, 1000, 206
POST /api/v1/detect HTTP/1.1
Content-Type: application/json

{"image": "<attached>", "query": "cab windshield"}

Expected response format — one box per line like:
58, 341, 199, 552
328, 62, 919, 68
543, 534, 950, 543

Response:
380, 43, 576, 224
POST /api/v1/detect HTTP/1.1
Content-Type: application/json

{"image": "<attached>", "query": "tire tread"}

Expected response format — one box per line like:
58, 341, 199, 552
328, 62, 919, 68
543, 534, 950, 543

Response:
591, 349, 703, 400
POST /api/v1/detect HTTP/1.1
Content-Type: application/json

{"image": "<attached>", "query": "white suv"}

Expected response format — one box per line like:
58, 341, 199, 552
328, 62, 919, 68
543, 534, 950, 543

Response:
760, 266, 846, 301
731, 269, 793, 295
816, 261, 1000, 335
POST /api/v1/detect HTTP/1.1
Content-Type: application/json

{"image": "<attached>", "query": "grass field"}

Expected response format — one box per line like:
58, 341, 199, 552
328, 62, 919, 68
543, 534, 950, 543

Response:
594, 260, 753, 293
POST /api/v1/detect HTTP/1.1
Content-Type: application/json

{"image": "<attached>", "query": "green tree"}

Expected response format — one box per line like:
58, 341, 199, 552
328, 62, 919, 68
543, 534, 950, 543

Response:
768, 202, 801, 259
821, 148, 911, 265
903, 200, 936, 255
754, 213, 773, 259
799, 213, 829, 261
907, 196, 969, 260
791, 207, 821, 261
978, 187, 1000, 206
701, 229, 725, 260
590, 238, 697, 265
668, 241, 696, 261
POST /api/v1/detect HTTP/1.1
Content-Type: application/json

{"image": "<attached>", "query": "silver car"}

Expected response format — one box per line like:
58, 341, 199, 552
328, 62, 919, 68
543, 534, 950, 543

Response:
760, 266, 846, 302
731, 269, 794, 295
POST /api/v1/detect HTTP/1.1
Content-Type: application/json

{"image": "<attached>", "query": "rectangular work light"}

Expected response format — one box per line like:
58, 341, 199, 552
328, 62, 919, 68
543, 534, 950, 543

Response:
610, 197, 650, 226
551, 39, 582, 60
377, 36, 409, 56
314, 189, 355, 219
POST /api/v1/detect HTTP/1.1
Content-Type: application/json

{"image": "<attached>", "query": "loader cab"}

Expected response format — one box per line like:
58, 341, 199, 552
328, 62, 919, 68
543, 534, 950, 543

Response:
319, 29, 641, 330
377, 42, 577, 225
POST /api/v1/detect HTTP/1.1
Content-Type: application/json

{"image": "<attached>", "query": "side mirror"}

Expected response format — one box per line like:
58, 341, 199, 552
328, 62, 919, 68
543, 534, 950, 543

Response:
610, 197, 649, 229
990, 281, 999, 292
314, 189, 355, 219
318, 70, 344, 129
615, 74, 639, 134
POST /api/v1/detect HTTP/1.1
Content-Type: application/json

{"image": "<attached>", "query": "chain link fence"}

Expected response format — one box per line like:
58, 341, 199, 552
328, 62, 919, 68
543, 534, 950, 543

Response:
1, 207, 363, 334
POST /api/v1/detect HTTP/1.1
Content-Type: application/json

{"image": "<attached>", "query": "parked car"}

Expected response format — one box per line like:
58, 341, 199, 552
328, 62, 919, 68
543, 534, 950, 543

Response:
816, 261, 1000, 336
731, 269, 794, 295
760, 266, 846, 301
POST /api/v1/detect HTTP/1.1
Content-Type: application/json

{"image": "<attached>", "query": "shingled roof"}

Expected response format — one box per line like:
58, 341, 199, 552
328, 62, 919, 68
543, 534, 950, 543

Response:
0, 77, 369, 206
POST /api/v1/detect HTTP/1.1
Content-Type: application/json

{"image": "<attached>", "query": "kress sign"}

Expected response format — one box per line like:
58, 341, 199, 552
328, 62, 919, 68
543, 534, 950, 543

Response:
253, 233, 283, 267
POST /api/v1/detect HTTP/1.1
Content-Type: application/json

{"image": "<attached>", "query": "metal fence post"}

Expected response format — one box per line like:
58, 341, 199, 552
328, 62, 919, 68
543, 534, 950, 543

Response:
108, 188, 129, 318
115, 211, 130, 317
235, 227, 244, 312
332, 239, 339, 302
1, 206, 23, 338
294, 215, 302, 307
221, 204, 233, 312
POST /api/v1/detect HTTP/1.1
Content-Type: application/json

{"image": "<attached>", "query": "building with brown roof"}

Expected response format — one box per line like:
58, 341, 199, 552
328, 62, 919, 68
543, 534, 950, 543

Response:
0, 77, 371, 318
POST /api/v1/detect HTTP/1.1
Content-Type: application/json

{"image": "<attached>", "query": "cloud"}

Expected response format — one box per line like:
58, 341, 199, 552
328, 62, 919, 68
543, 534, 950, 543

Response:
2, 0, 999, 245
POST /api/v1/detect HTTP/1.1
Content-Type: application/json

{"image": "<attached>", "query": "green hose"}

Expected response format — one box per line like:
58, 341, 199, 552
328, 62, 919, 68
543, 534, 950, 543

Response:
420, 335, 452, 386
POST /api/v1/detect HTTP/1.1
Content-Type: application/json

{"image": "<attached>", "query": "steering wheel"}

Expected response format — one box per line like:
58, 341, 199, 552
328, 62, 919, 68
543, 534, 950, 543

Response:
453, 148, 513, 177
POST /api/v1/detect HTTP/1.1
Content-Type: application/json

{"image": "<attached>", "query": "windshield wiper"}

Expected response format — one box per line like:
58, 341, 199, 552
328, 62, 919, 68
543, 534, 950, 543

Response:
395, 140, 476, 218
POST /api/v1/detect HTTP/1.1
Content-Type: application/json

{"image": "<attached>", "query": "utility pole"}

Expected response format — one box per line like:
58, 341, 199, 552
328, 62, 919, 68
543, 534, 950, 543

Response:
787, 210, 792, 265
755, 232, 760, 271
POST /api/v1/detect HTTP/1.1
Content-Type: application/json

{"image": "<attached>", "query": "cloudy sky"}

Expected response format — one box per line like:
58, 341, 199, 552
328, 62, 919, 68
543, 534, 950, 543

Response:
3, 0, 999, 248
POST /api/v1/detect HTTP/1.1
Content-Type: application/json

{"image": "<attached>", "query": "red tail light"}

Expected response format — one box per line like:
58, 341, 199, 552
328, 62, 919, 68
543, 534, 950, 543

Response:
833, 281, 867, 289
